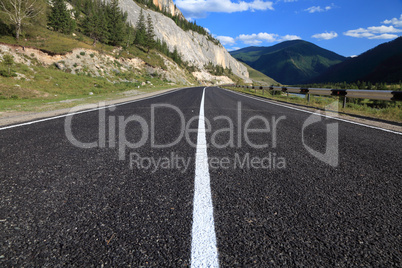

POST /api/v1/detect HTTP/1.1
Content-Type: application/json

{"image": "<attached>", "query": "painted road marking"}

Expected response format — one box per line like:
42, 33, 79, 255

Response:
191, 88, 219, 268
0, 88, 186, 131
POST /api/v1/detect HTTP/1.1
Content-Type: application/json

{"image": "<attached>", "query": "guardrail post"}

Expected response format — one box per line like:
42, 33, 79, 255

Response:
343, 96, 347, 108
307, 94, 311, 103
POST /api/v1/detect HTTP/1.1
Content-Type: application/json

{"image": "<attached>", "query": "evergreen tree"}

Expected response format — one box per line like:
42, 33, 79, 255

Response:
106, 0, 126, 46
172, 46, 182, 65
146, 14, 155, 53
48, 0, 76, 34
124, 22, 135, 48
2, 54, 13, 75
134, 8, 147, 48
83, 0, 108, 46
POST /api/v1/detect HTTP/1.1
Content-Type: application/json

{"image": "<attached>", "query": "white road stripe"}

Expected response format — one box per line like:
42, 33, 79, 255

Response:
222, 87, 402, 136
191, 88, 219, 268
0, 88, 186, 131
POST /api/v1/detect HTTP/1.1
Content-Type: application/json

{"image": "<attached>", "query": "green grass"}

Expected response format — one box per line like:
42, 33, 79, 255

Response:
0, 25, 194, 113
242, 63, 279, 86
0, 25, 167, 70
225, 86, 402, 123
0, 26, 100, 54
0, 62, 178, 112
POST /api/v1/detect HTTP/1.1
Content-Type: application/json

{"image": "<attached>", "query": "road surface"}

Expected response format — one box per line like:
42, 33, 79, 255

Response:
1, 87, 401, 267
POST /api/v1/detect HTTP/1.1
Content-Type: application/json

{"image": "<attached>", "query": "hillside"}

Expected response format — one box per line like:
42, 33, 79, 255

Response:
311, 37, 402, 84
242, 63, 279, 86
230, 40, 345, 85
0, 0, 250, 86
110, 0, 250, 82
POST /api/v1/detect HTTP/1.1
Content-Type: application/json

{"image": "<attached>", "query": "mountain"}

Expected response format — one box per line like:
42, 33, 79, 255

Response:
242, 63, 279, 86
311, 37, 402, 84
112, 0, 251, 83
230, 40, 345, 85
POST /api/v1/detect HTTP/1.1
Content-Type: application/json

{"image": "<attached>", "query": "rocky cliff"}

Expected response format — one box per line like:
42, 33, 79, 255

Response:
152, 0, 183, 19
110, 0, 250, 83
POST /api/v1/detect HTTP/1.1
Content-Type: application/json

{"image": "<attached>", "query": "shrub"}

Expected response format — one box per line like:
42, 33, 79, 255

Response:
0, 69, 17, 77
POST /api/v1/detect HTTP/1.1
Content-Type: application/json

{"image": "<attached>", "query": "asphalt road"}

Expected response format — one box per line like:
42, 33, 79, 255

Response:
0, 87, 401, 267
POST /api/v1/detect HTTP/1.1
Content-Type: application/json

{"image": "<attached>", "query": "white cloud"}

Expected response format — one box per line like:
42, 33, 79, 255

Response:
383, 14, 402, 27
236, 32, 301, 45
369, 33, 399, 40
176, 0, 274, 19
280, 34, 302, 41
367, 25, 402, 34
312, 31, 338, 40
344, 14, 402, 40
227, 47, 241, 52
216, 36, 236, 45
305, 4, 334, 13
237, 34, 265, 45
344, 26, 401, 39
344, 28, 374, 38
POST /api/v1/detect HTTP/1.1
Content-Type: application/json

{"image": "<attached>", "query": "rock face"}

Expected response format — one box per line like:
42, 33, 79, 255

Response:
152, 0, 183, 19
112, 0, 250, 83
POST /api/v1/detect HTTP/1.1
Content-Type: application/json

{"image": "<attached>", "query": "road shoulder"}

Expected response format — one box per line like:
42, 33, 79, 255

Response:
221, 87, 402, 134
0, 87, 183, 127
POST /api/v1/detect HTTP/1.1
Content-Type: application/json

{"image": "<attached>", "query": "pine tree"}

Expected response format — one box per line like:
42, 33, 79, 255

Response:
48, 0, 76, 34
146, 14, 155, 53
134, 8, 147, 48
2, 54, 13, 75
125, 22, 135, 48
83, 1, 108, 46
106, 0, 125, 46
172, 46, 182, 65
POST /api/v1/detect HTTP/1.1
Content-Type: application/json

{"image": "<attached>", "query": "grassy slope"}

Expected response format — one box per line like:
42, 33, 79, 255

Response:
0, 60, 178, 112
0, 25, 196, 113
0, 27, 97, 54
242, 63, 279, 86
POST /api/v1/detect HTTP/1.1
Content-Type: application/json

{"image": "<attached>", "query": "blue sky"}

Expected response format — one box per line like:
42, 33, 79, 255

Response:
174, 0, 402, 57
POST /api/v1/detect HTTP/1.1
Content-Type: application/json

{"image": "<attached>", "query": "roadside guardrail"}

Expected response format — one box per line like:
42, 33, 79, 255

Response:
222, 84, 402, 108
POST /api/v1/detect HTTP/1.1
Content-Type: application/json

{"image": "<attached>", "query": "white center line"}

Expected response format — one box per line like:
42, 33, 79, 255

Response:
191, 88, 219, 268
